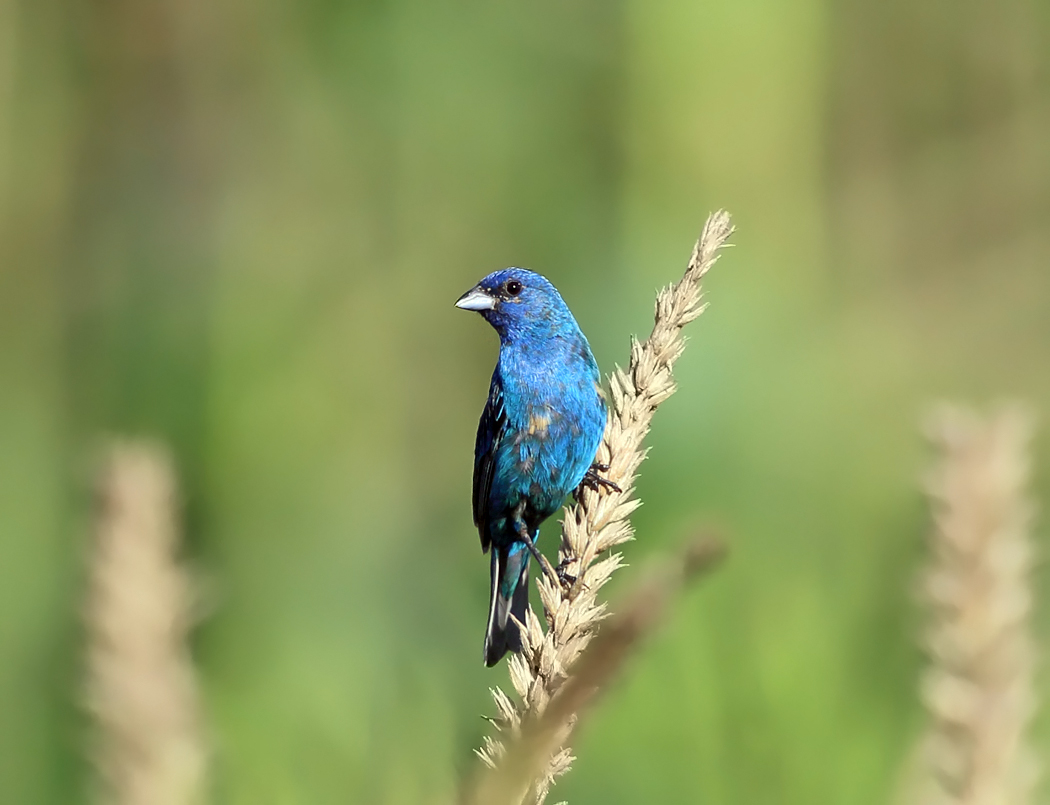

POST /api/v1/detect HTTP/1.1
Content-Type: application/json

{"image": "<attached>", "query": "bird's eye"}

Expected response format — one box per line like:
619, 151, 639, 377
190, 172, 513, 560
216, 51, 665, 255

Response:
505, 280, 523, 296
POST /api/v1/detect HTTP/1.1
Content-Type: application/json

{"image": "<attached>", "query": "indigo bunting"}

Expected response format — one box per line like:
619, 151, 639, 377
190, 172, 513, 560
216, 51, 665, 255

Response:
456, 268, 614, 666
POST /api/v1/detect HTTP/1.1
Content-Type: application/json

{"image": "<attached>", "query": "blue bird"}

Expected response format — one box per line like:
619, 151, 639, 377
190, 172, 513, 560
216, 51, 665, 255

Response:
456, 268, 615, 666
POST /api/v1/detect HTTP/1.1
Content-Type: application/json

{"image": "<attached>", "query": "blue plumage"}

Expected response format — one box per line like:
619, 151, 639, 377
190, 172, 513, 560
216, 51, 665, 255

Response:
456, 268, 607, 666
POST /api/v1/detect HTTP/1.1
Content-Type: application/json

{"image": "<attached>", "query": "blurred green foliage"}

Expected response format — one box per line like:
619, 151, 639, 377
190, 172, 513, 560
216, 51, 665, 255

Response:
2, 0, 1049, 803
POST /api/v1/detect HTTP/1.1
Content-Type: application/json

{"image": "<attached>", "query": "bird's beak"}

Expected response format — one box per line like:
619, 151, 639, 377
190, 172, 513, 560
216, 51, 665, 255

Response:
455, 285, 497, 311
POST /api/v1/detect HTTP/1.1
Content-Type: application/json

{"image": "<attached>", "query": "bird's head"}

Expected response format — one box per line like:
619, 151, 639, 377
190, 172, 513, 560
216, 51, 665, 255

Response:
455, 268, 576, 343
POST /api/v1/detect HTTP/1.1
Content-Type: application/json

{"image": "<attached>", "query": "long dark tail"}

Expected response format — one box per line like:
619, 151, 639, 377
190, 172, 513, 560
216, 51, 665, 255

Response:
483, 542, 530, 667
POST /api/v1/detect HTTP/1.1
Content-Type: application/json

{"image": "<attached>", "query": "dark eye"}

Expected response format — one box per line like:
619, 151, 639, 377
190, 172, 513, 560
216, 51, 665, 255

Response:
506, 280, 523, 296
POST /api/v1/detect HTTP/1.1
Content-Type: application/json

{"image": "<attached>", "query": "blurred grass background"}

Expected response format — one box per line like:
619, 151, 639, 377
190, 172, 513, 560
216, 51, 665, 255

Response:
2, 0, 1049, 803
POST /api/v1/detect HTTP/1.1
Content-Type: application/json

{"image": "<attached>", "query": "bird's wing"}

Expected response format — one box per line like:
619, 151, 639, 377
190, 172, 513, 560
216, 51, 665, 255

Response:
473, 373, 507, 553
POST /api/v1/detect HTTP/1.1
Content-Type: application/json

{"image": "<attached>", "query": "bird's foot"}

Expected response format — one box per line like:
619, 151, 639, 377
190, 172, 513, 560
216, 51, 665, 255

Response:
556, 558, 578, 588
574, 462, 621, 501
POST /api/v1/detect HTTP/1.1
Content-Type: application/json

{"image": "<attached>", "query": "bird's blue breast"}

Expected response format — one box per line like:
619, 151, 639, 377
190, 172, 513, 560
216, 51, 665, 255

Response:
485, 334, 605, 541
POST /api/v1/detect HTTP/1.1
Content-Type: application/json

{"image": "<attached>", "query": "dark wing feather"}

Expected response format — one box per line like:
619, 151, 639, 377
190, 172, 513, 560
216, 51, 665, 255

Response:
472, 374, 507, 552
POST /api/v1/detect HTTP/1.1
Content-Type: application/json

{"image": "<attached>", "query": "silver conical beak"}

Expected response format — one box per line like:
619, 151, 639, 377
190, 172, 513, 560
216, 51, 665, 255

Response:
455, 285, 497, 311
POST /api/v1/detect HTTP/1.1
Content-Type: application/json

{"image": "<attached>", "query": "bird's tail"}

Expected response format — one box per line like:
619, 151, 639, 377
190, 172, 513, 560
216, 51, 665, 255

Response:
483, 541, 530, 667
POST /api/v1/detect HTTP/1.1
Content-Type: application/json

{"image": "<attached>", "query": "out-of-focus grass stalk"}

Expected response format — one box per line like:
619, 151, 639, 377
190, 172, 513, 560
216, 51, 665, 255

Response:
911, 405, 1040, 805
83, 441, 208, 805
475, 211, 734, 804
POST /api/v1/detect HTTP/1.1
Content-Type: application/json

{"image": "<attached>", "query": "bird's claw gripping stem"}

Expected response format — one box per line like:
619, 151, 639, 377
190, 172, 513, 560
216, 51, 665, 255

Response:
556, 559, 578, 588
574, 462, 621, 501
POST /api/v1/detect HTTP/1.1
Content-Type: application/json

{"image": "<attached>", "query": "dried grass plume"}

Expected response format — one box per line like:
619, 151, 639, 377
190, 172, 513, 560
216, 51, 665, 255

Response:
474, 210, 734, 804
83, 440, 208, 805
465, 537, 724, 805
909, 405, 1040, 805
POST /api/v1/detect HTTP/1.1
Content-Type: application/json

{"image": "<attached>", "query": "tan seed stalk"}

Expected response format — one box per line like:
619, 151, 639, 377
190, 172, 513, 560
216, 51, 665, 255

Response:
83, 441, 208, 805
475, 210, 735, 804
911, 405, 1040, 805
466, 537, 724, 805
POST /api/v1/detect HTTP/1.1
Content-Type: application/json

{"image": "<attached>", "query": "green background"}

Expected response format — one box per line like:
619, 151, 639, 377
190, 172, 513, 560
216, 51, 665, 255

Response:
2, 0, 1048, 802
